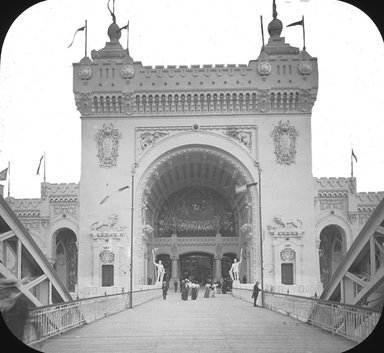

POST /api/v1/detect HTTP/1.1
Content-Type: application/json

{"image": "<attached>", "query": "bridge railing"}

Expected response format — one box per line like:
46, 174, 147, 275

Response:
23, 287, 162, 346
232, 287, 381, 343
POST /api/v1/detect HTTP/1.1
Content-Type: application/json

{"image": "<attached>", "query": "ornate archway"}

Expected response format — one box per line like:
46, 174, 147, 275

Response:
137, 145, 259, 284
54, 228, 78, 292
319, 225, 347, 287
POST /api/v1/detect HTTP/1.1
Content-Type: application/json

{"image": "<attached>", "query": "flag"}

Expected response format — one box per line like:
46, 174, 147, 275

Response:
100, 185, 130, 204
287, 19, 304, 27
352, 149, 358, 163
119, 21, 129, 32
36, 155, 44, 175
235, 182, 258, 194
67, 25, 86, 48
0, 167, 8, 181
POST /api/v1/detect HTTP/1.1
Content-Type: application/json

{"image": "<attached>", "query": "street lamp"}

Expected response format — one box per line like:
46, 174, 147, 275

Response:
258, 167, 264, 307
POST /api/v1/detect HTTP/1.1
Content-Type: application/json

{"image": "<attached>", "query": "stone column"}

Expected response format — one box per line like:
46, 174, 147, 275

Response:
214, 255, 222, 281
171, 257, 179, 280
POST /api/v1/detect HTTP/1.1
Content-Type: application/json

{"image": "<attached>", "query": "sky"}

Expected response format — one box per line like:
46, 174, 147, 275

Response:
0, 0, 383, 198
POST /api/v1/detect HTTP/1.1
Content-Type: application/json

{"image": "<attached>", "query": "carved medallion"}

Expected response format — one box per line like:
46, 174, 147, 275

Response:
121, 64, 135, 79
257, 61, 272, 75
280, 248, 295, 262
271, 121, 298, 165
100, 249, 115, 264
95, 124, 122, 168
78, 65, 93, 80
298, 61, 312, 75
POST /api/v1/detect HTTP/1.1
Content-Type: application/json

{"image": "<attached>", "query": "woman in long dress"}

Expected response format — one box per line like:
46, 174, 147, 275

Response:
181, 280, 189, 300
204, 282, 211, 298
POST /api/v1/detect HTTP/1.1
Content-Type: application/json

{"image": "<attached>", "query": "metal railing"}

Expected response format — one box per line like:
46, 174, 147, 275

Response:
23, 287, 162, 345
232, 287, 381, 343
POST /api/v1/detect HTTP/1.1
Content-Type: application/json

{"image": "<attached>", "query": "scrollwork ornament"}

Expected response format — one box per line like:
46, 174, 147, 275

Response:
280, 248, 295, 262
95, 124, 122, 168
100, 249, 115, 264
271, 120, 299, 165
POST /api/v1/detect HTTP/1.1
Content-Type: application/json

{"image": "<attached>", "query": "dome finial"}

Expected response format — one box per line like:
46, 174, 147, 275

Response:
273, 0, 278, 19
268, 0, 283, 38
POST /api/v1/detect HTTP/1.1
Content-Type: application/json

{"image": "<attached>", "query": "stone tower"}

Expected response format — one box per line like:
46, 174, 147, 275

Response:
73, 3, 320, 297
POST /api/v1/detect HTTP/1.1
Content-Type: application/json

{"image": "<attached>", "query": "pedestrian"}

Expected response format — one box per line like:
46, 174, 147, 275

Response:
162, 281, 168, 300
252, 281, 261, 307
174, 279, 178, 293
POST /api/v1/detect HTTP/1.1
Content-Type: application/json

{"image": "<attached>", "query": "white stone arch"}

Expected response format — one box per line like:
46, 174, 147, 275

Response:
47, 216, 79, 263
315, 212, 353, 249
133, 133, 261, 284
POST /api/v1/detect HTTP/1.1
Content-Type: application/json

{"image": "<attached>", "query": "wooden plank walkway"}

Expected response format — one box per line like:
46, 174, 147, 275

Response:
37, 290, 357, 353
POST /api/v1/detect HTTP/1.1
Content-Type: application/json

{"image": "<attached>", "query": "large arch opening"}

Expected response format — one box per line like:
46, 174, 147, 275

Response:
139, 145, 258, 284
53, 228, 78, 292
319, 225, 347, 288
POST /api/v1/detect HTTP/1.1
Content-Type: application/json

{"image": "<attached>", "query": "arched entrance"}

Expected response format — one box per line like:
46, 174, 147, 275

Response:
319, 225, 346, 287
138, 145, 259, 285
180, 252, 213, 284
54, 228, 78, 292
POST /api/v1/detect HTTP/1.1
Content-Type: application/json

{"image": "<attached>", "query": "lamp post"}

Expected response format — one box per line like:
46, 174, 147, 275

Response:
258, 167, 264, 307
129, 172, 134, 309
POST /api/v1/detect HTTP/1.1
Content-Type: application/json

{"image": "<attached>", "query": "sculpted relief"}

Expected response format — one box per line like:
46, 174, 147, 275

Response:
271, 120, 298, 166
95, 124, 122, 168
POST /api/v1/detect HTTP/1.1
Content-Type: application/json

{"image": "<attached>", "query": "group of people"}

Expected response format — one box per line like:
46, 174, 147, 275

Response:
180, 279, 200, 300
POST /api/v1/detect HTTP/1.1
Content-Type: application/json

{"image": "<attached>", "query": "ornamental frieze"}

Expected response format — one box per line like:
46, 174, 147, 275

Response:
271, 120, 298, 166
90, 214, 127, 239
319, 200, 346, 211
136, 125, 257, 157
95, 124, 122, 168
267, 215, 304, 238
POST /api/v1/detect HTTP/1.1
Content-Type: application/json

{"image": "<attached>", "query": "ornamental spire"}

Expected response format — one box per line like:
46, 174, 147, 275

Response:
273, 0, 277, 19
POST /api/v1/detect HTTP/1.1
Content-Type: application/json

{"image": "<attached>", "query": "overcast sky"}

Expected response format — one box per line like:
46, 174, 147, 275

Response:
0, 0, 383, 198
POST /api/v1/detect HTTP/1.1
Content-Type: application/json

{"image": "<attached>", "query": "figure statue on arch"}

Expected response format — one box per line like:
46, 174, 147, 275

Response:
152, 248, 165, 284
229, 249, 243, 282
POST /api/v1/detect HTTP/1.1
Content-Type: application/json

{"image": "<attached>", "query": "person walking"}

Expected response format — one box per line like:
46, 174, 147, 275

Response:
174, 279, 178, 293
252, 281, 261, 307
162, 281, 168, 300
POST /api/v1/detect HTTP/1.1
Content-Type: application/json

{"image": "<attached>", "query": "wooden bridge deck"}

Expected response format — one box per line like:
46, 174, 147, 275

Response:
37, 291, 357, 353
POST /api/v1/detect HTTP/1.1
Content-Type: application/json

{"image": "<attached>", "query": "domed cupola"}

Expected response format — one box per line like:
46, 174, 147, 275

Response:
267, 0, 283, 38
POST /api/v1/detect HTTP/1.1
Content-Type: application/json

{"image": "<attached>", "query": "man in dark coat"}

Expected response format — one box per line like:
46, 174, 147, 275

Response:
252, 281, 261, 307
174, 279, 178, 293
162, 281, 168, 300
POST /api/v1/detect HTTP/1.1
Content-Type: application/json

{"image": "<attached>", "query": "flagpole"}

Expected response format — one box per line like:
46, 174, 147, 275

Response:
85, 20, 88, 57
127, 21, 130, 54
260, 15, 265, 49
302, 16, 306, 50
43, 151, 46, 183
7, 161, 10, 199
351, 149, 353, 179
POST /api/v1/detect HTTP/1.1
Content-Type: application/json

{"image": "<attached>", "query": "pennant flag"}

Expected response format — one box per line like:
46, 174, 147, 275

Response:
235, 182, 258, 194
0, 167, 8, 181
119, 21, 129, 32
36, 155, 44, 175
287, 19, 304, 27
352, 149, 358, 163
67, 25, 86, 48
100, 185, 130, 204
